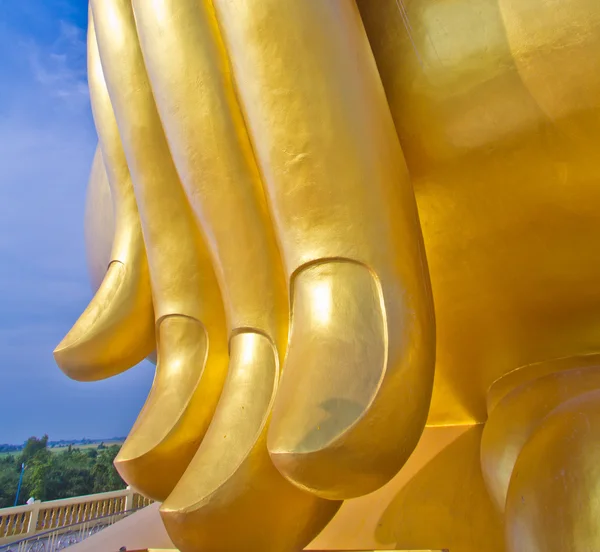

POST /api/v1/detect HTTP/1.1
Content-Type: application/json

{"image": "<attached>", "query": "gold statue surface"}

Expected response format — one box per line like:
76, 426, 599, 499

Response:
54, 0, 600, 551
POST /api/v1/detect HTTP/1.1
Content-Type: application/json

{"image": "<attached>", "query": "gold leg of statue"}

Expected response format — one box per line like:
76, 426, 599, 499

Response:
482, 361, 600, 551
53, 0, 600, 550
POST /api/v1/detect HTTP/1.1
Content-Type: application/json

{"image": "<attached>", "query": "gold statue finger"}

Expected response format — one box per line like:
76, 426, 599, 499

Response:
213, 0, 436, 500
89, 1, 229, 502
131, 1, 341, 548
53, 49, 155, 381
83, 146, 114, 294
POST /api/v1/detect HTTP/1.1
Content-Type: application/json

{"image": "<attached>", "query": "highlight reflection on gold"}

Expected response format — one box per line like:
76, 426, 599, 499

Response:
311, 282, 333, 326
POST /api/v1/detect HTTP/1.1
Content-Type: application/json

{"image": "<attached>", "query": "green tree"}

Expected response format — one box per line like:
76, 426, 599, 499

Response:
0, 456, 19, 507
91, 446, 125, 493
48, 448, 95, 499
19, 435, 48, 464
0, 438, 127, 507
87, 448, 98, 460
22, 447, 53, 501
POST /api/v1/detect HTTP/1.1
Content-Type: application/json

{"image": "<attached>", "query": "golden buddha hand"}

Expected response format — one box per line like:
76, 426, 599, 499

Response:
53, 0, 436, 550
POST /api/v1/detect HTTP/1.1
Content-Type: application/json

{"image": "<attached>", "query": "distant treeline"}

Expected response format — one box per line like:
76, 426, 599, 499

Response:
0, 436, 126, 453
0, 436, 126, 509
0, 444, 21, 453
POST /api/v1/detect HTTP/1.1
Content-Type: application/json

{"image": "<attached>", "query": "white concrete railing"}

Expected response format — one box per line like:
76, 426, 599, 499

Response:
0, 487, 153, 545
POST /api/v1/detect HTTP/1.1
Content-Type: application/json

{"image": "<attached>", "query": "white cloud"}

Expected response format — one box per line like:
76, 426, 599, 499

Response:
28, 20, 88, 101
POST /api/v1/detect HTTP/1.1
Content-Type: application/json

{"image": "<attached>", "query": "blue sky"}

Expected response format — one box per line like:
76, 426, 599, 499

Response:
0, 0, 153, 444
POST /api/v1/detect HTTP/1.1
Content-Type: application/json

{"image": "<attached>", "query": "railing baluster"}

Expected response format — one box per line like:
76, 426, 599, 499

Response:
8, 514, 14, 536
37, 509, 44, 532
20, 512, 28, 535
40, 508, 49, 531
0, 488, 154, 551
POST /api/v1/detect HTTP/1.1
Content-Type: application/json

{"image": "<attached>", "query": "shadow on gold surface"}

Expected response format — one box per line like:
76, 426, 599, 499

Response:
310, 426, 501, 552
378, 427, 503, 552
